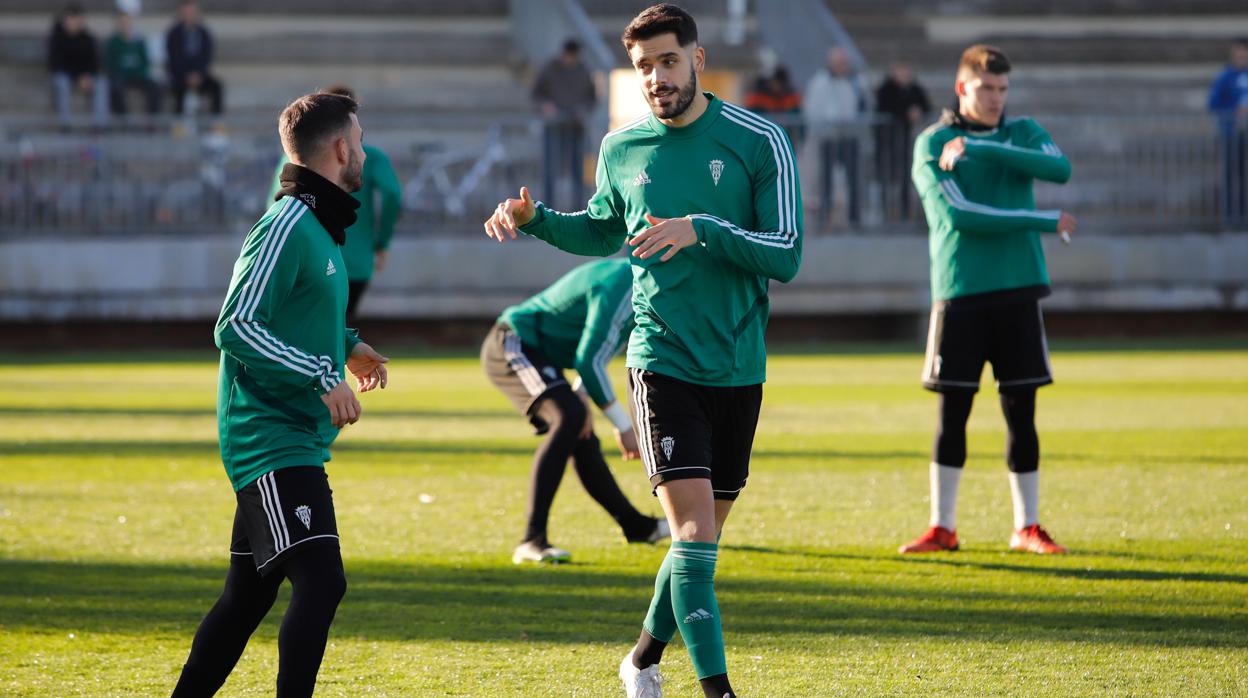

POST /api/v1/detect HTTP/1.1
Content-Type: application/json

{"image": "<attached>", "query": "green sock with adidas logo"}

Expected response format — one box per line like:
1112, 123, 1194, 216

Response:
642, 547, 678, 643
670, 541, 726, 679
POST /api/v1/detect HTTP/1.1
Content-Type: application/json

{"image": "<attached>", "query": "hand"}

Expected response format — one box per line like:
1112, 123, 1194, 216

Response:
1057, 211, 1077, 240
347, 342, 389, 393
484, 186, 535, 242
907, 105, 923, 125
187, 72, 202, 88
76, 75, 93, 93
540, 102, 558, 119
320, 382, 361, 428
373, 249, 388, 273
630, 213, 698, 262
939, 136, 966, 171
615, 428, 641, 460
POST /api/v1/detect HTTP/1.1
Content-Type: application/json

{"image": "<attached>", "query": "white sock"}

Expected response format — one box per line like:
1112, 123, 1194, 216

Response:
929, 462, 962, 530
1008, 470, 1040, 530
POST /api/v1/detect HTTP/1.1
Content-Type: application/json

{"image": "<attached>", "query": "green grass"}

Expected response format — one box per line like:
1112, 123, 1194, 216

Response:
1, 345, 1246, 696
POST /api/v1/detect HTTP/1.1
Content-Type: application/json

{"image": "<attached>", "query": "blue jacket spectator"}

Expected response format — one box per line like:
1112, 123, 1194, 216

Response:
1209, 39, 1248, 226
165, 0, 223, 114
1208, 39, 1248, 137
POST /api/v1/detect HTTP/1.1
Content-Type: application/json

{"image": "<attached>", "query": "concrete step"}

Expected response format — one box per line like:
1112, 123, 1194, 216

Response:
0, 0, 508, 15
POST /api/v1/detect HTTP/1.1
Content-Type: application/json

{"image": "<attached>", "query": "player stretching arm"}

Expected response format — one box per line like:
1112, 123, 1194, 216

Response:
484, 6, 800, 696
900, 44, 1076, 556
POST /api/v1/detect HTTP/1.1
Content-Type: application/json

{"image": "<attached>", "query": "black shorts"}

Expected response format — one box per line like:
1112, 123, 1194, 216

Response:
481, 322, 570, 433
627, 368, 762, 501
230, 466, 340, 576
922, 298, 1053, 394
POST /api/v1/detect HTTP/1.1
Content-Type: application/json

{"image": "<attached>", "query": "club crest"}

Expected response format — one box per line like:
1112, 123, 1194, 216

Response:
660, 435, 675, 460
295, 505, 312, 530
709, 159, 724, 186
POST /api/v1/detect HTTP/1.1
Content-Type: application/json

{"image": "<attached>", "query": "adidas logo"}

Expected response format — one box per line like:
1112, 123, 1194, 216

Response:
325, 259, 336, 276
682, 608, 713, 624
633, 170, 651, 186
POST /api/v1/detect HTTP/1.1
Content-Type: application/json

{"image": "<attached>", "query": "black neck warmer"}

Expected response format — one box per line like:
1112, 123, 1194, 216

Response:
275, 163, 360, 245
940, 100, 1006, 134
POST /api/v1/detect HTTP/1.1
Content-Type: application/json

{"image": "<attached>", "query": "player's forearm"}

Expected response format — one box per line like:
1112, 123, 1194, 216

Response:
691, 216, 802, 283
947, 203, 1060, 235
964, 140, 1071, 183
214, 317, 341, 394
520, 203, 625, 257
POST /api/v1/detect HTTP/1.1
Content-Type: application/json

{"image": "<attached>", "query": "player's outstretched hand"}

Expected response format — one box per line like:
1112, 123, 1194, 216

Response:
1057, 211, 1077, 241
631, 213, 698, 262
615, 428, 641, 460
484, 187, 535, 242
939, 136, 966, 171
321, 382, 361, 428
347, 342, 389, 393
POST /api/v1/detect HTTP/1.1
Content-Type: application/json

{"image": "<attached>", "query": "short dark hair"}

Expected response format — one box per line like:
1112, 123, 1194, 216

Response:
278, 92, 358, 162
62, 3, 84, 17
621, 4, 698, 50
1233, 37, 1248, 49
958, 44, 1010, 78
323, 83, 358, 102
562, 38, 581, 54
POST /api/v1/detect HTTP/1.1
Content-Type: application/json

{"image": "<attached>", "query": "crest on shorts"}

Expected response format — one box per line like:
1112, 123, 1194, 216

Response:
295, 505, 312, 530
709, 159, 724, 186
660, 436, 675, 461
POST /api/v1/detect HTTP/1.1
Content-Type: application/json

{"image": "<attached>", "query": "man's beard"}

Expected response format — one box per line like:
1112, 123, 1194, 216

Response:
343, 150, 363, 193
648, 65, 698, 120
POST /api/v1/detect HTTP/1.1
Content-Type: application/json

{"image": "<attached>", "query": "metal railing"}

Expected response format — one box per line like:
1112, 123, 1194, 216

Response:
0, 113, 1243, 240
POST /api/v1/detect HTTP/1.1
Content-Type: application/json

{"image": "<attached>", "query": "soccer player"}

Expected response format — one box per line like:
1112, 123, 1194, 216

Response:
171, 92, 390, 697
482, 257, 669, 564
484, 6, 801, 696
900, 45, 1076, 556
269, 84, 402, 323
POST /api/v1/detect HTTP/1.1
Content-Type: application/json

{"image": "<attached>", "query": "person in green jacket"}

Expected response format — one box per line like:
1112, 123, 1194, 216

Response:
899, 44, 1077, 557
172, 92, 390, 698
105, 11, 160, 116
484, 7, 801, 697
483, 257, 669, 565
269, 84, 402, 322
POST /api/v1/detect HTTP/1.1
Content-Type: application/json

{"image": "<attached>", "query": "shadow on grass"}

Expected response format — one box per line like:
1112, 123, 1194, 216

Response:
0, 557, 1243, 650
0, 406, 509, 420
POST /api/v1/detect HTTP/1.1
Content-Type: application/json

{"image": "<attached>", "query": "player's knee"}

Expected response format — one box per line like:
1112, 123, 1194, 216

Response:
542, 390, 586, 436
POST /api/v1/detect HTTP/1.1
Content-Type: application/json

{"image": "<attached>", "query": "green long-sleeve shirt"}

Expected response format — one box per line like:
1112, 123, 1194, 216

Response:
912, 114, 1072, 302
105, 34, 149, 81
519, 94, 802, 387
214, 196, 362, 491
501, 258, 633, 407
269, 144, 402, 281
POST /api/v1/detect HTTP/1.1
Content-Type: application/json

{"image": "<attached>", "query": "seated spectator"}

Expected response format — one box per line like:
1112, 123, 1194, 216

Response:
803, 46, 868, 227
48, 3, 108, 128
166, 0, 223, 115
106, 11, 161, 117
744, 66, 802, 142
875, 62, 930, 219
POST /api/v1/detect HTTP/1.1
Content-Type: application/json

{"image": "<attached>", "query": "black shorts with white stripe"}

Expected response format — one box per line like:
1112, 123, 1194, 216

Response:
922, 296, 1053, 394
231, 466, 340, 576
628, 368, 762, 501
480, 322, 569, 433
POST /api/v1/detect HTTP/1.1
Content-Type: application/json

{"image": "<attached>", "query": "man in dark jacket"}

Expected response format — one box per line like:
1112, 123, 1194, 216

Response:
166, 0, 224, 115
532, 38, 597, 209
48, 3, 108, 128
875, 62, 930, 220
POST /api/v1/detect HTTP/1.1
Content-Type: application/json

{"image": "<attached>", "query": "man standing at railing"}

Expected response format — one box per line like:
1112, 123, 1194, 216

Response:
533, 38, 597, 211
1208, 38, 1248, 228
803, 46, 868, 228
901, 44, 1076, 556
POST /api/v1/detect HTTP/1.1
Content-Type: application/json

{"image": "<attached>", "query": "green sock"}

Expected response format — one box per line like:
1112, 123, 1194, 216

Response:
642, 547, 677, 642
669, 541, 726, 680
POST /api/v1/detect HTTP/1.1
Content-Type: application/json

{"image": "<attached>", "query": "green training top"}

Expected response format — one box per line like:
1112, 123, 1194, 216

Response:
105, 34, 149, 82
270, 144, 402, 281
214, 196, 362, 491
500, 257, 634, 407
912, 114, 1072, 302
519, 93, 802, 387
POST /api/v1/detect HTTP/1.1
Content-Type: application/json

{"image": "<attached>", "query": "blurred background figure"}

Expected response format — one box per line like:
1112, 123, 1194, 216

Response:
803, 46, 868, 227
166, 0, 223, 116
532, 38, 596, 210
744, 65, 802, 144
875, 62, 930, 221
48, 3, 108, 129
1208, 38, 1248, 228
106, 10, 161, 119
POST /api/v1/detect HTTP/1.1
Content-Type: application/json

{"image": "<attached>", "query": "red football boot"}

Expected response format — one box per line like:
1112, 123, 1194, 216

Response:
1010, 524, 1067, 554
898, 525, 959, 553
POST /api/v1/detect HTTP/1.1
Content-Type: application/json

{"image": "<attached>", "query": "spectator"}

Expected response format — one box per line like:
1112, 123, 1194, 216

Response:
1208, 38, 1248, 227
106, 11, 160, 117
744, 65, 802, 143
532, 38, 596, 210
166, 0, 223, 115
875, 62, 930, 220
803, 47, 868, 227
48, 4, 108, 128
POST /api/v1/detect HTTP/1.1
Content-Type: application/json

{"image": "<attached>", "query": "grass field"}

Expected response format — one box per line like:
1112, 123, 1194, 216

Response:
1, 344, 1246, 696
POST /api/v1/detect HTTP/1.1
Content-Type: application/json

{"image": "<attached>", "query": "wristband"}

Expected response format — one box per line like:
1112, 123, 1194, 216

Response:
602, 401, 634, 432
